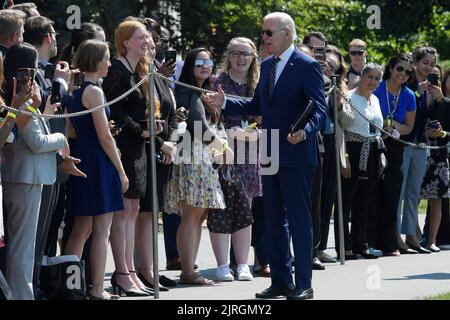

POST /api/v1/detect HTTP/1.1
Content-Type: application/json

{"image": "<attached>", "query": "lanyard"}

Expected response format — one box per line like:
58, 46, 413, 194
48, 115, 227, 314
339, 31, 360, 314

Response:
385, 81, 401, 118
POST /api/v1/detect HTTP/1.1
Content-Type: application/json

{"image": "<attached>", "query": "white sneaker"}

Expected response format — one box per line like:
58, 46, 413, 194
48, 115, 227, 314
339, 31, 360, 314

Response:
237, 264, 253, 281
216, 265, 234, 282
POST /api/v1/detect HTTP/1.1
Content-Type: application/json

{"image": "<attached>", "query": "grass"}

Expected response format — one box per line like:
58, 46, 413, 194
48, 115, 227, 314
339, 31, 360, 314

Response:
423, 292, 450, 300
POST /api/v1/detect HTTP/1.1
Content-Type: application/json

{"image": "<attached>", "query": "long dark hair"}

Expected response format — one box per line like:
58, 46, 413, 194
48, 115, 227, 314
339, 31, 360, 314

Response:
3, 42, 38, 105
383, 53, 413, 87
178, 48, 221, 123
60, 22, 104, 65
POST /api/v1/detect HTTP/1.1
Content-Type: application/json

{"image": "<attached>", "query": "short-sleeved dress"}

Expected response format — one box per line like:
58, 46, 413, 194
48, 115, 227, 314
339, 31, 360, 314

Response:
66, 81, 124, 216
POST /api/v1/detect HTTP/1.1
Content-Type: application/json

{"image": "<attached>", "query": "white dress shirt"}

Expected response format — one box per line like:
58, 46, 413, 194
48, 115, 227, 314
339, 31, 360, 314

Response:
274, 44, 295, 85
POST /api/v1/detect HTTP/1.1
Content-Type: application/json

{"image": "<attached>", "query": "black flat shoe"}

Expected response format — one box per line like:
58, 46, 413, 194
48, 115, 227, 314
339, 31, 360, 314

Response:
287, 287, 314, 300
137, 272, 169, 291
312, 257, 325, 270
405, 241, 431, 254
399, 248, 418, 254
356, 251, 379, 259
255, 284, 295, 299
160, 275, 177, 287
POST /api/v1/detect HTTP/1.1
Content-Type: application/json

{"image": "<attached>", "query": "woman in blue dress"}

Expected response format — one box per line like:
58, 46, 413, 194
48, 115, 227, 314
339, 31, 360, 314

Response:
64, 40, 129, 300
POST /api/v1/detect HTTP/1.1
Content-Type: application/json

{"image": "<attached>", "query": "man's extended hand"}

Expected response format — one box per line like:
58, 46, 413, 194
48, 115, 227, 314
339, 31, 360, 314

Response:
287, 129, 306, 145
58, 156, 87, 178
203, 84, 225, 109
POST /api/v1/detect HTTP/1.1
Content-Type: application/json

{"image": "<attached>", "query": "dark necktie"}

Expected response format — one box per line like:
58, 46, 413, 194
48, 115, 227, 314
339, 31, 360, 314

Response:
267, 57, 281, 97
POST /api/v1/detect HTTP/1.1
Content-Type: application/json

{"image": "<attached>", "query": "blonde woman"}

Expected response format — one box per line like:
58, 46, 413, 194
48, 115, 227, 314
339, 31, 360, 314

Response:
209, 37, 261, 281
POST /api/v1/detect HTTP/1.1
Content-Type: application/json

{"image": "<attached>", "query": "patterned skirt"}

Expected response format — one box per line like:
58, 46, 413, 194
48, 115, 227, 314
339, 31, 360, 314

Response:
420, 147, 450, 199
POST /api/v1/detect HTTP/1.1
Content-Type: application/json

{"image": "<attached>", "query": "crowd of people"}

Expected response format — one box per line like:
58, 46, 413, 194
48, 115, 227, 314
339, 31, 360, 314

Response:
0, 2, 449, 300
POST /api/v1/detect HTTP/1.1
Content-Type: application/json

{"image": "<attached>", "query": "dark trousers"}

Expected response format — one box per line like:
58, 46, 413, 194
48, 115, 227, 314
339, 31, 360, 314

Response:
336, 141, 379, 253
33, 183, 58, 293
45, 183, 67, 257
162, 212, 180, 262
312, 158, 323, 251
319, 134, 337, 251
250, 196, 269, 265
263, 166, 314, 290
368, 138, 404, 252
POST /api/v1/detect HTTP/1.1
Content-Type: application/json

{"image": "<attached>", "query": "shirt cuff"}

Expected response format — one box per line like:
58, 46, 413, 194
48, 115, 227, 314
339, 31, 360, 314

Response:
220, 97, 227, 110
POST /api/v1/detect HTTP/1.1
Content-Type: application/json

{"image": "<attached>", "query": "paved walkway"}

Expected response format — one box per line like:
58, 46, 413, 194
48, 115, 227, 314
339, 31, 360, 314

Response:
104, 217, 450, 300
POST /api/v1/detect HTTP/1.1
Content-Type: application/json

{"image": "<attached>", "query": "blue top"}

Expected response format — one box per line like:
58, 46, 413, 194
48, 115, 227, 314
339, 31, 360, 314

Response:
373, 80, 416, 124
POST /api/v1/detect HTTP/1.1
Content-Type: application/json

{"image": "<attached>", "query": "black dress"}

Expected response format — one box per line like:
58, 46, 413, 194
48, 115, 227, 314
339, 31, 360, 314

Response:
103, 59, 148, 199
139, 76, 178, 211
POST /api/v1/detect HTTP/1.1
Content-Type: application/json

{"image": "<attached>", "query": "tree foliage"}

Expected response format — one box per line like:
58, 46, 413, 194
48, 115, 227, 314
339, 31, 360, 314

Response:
14, 0, 449, 65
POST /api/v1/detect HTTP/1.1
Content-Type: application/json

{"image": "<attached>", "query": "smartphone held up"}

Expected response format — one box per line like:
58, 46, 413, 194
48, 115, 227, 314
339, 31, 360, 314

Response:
16, 68, 35, 96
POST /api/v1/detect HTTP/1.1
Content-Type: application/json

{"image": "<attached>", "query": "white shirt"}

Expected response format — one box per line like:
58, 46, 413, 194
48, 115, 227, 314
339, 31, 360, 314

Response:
274, 44, 295, 85
346, 89, 383, 138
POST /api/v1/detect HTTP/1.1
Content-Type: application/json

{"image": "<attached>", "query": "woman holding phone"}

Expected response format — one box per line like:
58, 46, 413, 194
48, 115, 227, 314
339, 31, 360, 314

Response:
420, 65, 450, 252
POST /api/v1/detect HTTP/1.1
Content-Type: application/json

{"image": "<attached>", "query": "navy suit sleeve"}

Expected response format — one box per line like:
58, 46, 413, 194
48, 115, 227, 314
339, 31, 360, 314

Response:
302, 61, 327, 140
223, 82, 261, 117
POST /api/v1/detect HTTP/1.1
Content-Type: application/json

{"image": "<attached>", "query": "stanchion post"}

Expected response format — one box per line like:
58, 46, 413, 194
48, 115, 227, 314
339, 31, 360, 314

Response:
331, 76, 346, 265
149, 66, 160, 298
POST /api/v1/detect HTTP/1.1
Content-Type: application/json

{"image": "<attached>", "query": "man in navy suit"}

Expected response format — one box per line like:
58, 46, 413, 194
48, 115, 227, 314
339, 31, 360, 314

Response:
205, 12, 326, 299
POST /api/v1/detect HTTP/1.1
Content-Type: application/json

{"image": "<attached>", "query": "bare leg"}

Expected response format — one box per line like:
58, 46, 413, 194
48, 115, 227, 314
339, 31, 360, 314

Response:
428, 199, 442, 247
89, 213, 113, 298
179, 202, 207, 277
231, 225, 251, 265
136, 212, 154, 284
209, 232, 230, 267
109, 200, 140, 291
64, 216, 92, 258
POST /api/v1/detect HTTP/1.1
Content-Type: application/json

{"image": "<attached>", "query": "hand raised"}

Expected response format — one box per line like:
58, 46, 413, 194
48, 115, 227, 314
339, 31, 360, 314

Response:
203, 84, 225, 109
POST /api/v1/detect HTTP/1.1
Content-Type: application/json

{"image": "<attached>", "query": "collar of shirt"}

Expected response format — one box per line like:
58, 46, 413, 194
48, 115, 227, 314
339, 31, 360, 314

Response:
275, 44, 295, 83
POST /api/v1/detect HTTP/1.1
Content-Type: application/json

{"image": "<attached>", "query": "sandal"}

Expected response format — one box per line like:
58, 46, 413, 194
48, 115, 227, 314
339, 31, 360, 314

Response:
179, 273, 214, 286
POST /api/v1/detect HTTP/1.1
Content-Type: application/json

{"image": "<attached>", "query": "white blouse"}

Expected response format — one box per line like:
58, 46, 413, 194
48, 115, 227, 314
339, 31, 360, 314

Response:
346, 89, 383, 138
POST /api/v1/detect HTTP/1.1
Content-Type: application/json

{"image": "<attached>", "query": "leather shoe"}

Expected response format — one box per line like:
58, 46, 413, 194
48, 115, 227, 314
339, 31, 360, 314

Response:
255, 284, 295, 299
312, 257, 325, 270
287, 287, 314, 300
259, 265, 271, 277
405, 241, 431, 254
166, 258, 198, 270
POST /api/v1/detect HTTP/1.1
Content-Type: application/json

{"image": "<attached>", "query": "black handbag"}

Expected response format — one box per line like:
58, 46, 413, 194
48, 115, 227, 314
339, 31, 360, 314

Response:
39, 255, 88, 300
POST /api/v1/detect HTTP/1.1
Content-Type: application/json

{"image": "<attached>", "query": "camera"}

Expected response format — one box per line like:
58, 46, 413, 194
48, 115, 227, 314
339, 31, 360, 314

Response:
427, 73, 439, 87
73, 72, 85, 87
165, 49, 177, 64
313, 46, 326, 62
16, 68, 35, 96
50, 81, 61, 104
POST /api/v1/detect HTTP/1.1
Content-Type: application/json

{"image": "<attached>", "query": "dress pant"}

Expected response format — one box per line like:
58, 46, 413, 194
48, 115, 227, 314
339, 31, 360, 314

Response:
336, 141, 379, 253
3, 182, 42, 300
397, 146, 428, 235
368, 138, 404, 252
45, 183, 67, 257
263, 166, 314, 290
319, 134, 337, 251
33, 183, 59, 293
162, 212, 180, 262
312, 158, 323, 250
250, 196, 269, 266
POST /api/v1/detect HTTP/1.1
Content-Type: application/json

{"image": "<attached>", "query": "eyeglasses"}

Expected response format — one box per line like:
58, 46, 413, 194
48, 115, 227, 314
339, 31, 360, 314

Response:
350, 50, 365, 56
230, 51, 253, 59
395, 65, 413, 76
261, 28, 286, 37
365, 74, 381, 82
195, 59, 214, 68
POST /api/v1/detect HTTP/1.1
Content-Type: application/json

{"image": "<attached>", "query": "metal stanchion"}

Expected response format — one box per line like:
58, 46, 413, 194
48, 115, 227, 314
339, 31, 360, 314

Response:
331, 76, 346, 265
149, 66, 160, 298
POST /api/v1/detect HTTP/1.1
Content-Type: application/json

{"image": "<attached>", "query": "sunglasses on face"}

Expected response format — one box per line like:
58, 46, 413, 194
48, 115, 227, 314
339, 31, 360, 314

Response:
195, 59, 214, 68
230, 51, 253, 59
350, 50, 365, 56
261, 28, 285, 37
395, 65, 412, 76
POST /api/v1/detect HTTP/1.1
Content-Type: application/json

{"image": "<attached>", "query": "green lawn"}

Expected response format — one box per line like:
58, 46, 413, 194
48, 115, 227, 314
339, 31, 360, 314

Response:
423, 292, 450, 300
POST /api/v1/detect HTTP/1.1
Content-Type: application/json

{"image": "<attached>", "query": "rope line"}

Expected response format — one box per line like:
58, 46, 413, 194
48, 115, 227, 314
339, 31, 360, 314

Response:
0, 71, 445, 150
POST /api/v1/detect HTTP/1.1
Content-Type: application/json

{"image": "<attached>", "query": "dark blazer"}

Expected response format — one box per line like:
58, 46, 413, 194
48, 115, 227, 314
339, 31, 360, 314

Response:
224, 47, 327, 167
